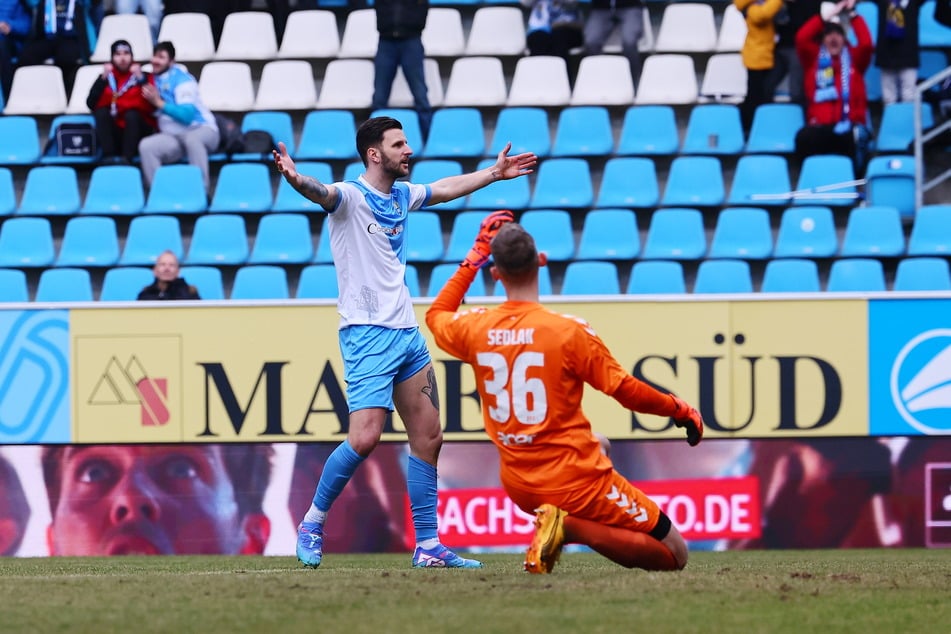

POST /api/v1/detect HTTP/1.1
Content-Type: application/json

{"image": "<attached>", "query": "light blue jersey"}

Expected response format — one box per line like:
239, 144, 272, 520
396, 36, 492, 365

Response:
152, 64, 216, 135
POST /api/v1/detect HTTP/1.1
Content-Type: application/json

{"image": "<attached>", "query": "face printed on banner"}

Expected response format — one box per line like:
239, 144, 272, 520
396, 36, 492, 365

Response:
0, 454, 30, 556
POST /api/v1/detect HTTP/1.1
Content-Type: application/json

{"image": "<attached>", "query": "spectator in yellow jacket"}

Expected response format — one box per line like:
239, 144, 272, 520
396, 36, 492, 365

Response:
735, 0, 786, 133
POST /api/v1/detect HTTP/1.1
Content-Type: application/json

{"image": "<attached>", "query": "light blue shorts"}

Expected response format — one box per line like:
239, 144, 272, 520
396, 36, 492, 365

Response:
339, 325, 431, 412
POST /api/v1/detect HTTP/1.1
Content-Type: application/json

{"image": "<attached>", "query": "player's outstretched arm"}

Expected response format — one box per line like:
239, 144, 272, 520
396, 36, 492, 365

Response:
608, 373, 704, 446
272, 141, 339, 209
428, 142, 537, 205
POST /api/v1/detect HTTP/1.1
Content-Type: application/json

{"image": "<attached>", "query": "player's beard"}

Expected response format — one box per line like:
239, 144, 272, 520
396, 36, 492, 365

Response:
381, 153, 409, 178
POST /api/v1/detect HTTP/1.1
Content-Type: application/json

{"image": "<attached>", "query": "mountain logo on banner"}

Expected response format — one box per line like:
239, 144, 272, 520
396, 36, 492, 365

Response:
890, 329, 951, 435
88, 355, 170, 427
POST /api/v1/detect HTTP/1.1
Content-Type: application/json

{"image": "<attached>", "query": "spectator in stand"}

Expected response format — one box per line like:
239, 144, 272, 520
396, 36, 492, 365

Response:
113, 0, 163, 43
18, 0, 97, 94
523, 0, 584, 64
583, 0, 645, 87
773, 0, 823, 108
875, 0, 922, 104
138, 41, 219, 195
794, 0, 873, 172
735, 0, 787, 133
137, 250, 200, 301
86, 39, 155, 164
0, 0, 31, 102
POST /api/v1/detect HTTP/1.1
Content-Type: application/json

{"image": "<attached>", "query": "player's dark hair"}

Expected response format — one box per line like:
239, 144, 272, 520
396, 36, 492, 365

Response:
491, 222, 538, 284
154, 41, 176, 60
356, 116, 403, 166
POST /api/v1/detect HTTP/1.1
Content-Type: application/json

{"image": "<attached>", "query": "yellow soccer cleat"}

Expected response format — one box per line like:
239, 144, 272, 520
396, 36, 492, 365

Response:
524, 504, 567, 574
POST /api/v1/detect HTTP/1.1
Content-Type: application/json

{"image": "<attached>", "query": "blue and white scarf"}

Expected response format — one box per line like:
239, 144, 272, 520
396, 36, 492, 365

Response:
45, 0, 77, 35
814, 44, 852, 132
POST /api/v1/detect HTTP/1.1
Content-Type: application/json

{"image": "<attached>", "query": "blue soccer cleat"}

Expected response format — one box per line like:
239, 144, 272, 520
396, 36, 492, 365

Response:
296, 522, 323, 568
412, 544, 484, 569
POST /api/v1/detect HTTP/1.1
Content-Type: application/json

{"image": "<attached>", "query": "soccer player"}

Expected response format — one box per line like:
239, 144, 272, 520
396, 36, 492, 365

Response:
272, 116, 537, 568
425, 213, 705, 573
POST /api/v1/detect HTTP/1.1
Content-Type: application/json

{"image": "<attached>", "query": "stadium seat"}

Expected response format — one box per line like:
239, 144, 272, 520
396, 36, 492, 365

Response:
492, 265, 553, 296
642, 208, 707, 260
388, 59, 444, 109
855, 1, 879, 45
423, 108, 485, 159
693, 259, 754, 293
773, 206, 838, 258
405, 211, 444, 262
907, 204, 951, 255
570, 55, 636, 106
655, 3, 717, 52
876, 101, 935, 153
627, 260, 687, 294
561, 261, 621, 295
446, 210, 492, 262
278, 10, 340, 58
119, 215, 184, 265
35, 268, 93, 302
0, 217, 55, 267
0, 268, 29, 302
186, 215, 249, 265
0, 116, 41, 164
662, 156, 725, 207
616, 106, 680, 155
216, 11, 278, 60
893, 257, 951, 291
794, 155, 858, 206
313, 220, 334, 264
715, 5, 747, 52
179, 266, 225, 300
520, 209, 575, 261
56, 216, 120, 267
254, 60, 317, 111
728, 154, 792, 206
370, 108, 425, 154
157, 12, 216, 61
919, 49, 948, 81
315, 59, 374, 109
343, 161, 364, 182
508, 56, 572, 107
209, 163, 273, 213
443, 57, 508, 107
99, 267, 154, 301
745, 103, 804, 153
0, 168, 16, 215
529, 159, 594, 209
231, 265, 290, 300
81, 165, 146, 215
464, 7, 527, 56
708, 207, 773, 259
681, 104, 745, 154
404, 263, 421, 297
297, 264, 339, 299
761, 258, 822, 293
698, 53, 747, 103
865, 60, 883, 103
864, 155, 916, 218
248, 213, 314, 264
91, 14, 152, 62
427, 262, 485, 297
272, 161, 334, 212
552, 107, 615, 157
66, 64, 103, 114
635, 55, 699, 104
143, 165, 208, 214
422, 8, 466, 56
489, 107, 551, 158
17, 166, 81, 215
4, 65, 67, 115
840, 206, 906, 257
596, 157, 659, 209
412, 160, 465, 211
198, 62, 255, 112
338, 9, 378, 58
467, 159, 531, 209
576, 209, 640, 260
920, 0, 951, 47
239, 110, 293, 157
296, 110, 357, 161
827, 258, 886, 292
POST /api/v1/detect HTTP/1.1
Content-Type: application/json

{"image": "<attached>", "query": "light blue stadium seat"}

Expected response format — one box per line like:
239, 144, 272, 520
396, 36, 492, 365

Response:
576, 208, 640, 260
297, 264, 338, 299
893, 257, 951, 291
727, 154, 792, 206
529, 158, 594, 208
827, 258, 886, 292
694, 259, 754, 293
35, 268, 93, 302
794, 155, 858, 206
81, 165, 145, 215
119, 215, 183, 265
343, 160, 364, 181
405, 263, 421, 297
918, 49, 948, 80
422, 108, 485, 158
412, 159, 465, 211
313, 220, 333, 263
519, 209, 575, 260
370, 108, 424, 154
627, 260, 687, 294
774, 206, 838, 258
493, 265, 553, 296
0, 269, 29, 302
56, 216, 120, 267
0, 116, 41, 165
662, 156, 725, 207
467, 158, 531, 209
427, 262, 485, 297
876, 102, 935, 153
231, 265, 290, 300
489, 107, 551, 158
99, 267, 154, 301
561, 261, 621, 295
616, 105, 679, 155
0, 168, 15, 215
681, 104, 745, 155
405, 211, 444, 262
186, 214, 249, 265
865, 60, 882, 102
179, 265, 225, 300
296, 110, 357, 161
709, 207, 773, 259
249, 213, 314, 264
240, 110, 293, 156
272, 161, 334, 212
920, 0, 951, 47
596, 157, 659, 209
0, 217, 55, 266
17, 166, 81, 215
41, 114, 100, 164
143, 164, 208, 214
840, 205, 906, 257
642, 208, 707, 260
445, 210, 487, 262
745, 103, 804, 154
907, 204, 951, 255
761, 258, 822, 292
864, 155, 916, 218
855, 2, 879, 45
209, 163, 273, 214
551, 106, 614, 157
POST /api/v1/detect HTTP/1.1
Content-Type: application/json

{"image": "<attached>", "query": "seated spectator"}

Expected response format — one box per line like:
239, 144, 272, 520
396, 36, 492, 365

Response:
0, 0, 32, 102
86, 39, 155, 164
137, 250, 200, 300
794, 1, 873, 172
18, 0, 97, 94
523, 0, 583, 63
138, 41, 219, 195
875, 0, 922, 105
583, 0, 645, 87
114, 0, 163, 43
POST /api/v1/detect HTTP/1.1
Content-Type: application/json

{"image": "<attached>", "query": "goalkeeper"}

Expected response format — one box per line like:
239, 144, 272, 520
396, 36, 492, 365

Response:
425, 212, 704, 574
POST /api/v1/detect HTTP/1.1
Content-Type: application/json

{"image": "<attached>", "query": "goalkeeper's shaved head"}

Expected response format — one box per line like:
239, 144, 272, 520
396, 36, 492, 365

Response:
491, 222, 538, 284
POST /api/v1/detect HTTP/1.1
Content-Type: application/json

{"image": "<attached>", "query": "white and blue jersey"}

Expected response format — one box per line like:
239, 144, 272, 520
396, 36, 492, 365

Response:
152, 64, 217, 135
326, 175, 431, 329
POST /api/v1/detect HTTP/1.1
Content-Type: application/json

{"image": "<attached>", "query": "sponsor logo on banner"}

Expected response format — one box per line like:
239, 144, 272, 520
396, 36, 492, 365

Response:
88, 355, 170, 426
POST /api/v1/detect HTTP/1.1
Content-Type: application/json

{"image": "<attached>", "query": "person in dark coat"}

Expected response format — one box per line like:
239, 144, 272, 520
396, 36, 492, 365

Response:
137, 250, 200, 300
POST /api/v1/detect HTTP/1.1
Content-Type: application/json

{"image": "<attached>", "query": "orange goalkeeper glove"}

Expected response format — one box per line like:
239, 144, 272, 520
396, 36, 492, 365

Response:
671, 395, 704, 446
462, 210, 515, 269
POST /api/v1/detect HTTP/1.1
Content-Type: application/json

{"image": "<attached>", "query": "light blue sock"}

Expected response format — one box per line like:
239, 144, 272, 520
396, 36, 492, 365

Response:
312, 440, 365, 512
408, 455, 438, 544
